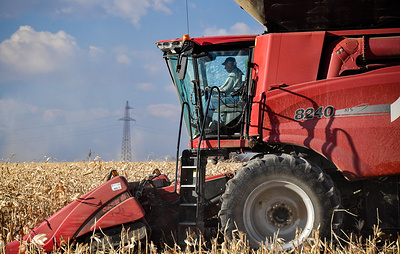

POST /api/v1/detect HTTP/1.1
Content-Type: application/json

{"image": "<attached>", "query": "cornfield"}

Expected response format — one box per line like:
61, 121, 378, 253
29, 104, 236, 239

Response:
1, 159, 399, 253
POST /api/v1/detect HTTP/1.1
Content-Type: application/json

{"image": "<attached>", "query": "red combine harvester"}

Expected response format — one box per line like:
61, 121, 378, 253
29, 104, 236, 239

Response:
7, 0, 400, 252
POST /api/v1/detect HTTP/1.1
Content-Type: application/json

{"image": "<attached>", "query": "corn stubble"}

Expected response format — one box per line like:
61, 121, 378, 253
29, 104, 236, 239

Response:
1, 160, 399, 253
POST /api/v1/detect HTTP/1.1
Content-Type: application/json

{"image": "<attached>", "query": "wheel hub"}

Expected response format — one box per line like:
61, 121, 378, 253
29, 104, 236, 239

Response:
267, 202, 294, 228
243, 180, 316, 250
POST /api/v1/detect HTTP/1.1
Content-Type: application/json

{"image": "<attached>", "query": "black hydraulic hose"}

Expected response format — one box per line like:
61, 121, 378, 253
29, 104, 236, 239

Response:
164, 57, 175, 82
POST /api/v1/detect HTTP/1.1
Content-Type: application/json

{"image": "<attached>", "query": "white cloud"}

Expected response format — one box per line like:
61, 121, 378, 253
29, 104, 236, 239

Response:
116, 53, 132, 64
57, 0, 173, 27
89, 45, 104, 57
113, 46, 133, 65
88, 45, 106, 64
164, 84, 175, 92
203, 26, 229, 36
107, 0, 149, 27
151, 0, 173, 14
43, 108, 66, 122
203, 22, 260, 36
230, 22, 257, 34
144, 64, 160, 73
0, 26, 78, 74
147, 104, 179, 119
136, 82, 155, 91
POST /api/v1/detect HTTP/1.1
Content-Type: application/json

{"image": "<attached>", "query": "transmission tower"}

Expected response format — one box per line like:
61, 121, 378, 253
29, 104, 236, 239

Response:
119, 101, 135, 162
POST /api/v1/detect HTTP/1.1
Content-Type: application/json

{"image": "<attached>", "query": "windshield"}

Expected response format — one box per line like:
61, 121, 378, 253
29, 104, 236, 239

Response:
169, 49, 250, 138
169, 56, 199, 137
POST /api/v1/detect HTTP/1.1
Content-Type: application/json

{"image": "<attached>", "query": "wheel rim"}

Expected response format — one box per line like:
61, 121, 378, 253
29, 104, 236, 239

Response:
243, 180, 315, 249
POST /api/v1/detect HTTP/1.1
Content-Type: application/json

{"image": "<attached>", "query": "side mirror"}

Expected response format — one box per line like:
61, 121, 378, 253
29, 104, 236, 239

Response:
176, 54, 188, 80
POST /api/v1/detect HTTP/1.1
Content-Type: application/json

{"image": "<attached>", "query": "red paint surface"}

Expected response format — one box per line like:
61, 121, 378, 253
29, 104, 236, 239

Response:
90, 197, 145, 231
192, 29, 400, 181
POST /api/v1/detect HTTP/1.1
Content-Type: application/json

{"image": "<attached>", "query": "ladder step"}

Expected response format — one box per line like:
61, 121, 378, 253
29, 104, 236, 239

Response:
179, 222, 197, 226
181, 165, 197, 170
181, 184, 196, 188
180, 203, 197, 207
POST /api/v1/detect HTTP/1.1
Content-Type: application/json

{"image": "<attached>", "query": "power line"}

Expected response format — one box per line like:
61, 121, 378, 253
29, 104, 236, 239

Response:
134, 124, 176, 136
0, 124, 120, 145
5, 115, 119, 132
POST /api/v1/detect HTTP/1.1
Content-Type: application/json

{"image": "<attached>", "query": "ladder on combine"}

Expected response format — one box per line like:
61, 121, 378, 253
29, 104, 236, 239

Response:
175, 96, 225, 242
178, 150, 207, 235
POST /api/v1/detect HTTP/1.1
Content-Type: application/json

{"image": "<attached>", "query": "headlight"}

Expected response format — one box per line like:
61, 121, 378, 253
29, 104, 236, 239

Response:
156, 40, 182, 53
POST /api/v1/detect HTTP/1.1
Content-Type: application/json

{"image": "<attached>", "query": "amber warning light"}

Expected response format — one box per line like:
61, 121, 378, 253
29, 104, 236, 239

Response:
182, 34, 190, 42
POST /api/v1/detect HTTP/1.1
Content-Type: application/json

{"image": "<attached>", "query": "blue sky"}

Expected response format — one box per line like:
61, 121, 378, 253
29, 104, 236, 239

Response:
0, 0, 264, 162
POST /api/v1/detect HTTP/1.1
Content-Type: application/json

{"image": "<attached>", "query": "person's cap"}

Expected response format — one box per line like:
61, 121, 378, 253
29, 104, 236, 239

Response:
222, 57, 235, 65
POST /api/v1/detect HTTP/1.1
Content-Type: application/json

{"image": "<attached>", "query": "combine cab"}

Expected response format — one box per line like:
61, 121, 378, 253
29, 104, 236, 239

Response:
7, 0, 400, 252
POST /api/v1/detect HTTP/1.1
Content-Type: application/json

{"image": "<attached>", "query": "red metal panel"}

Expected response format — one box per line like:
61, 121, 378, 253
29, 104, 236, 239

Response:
253, 32, 325, 91
261, 66, 400, 180
326, 28, 400, 37
74, 192, 132, 237
249, 34, 272, 136
193, 138, 249, 149
157, 186, 179, 202
5, 240, 20, 254
249, 32, 325, 136
274, 32, 325, 85
90, 197, 145, 231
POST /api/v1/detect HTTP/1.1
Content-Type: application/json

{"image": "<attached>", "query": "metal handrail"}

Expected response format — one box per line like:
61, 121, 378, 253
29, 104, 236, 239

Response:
174, 102, 193, 193
195, 86, 222, 194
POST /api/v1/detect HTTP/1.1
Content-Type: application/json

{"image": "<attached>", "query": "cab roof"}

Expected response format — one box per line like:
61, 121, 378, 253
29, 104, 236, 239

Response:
156, 34, 257, 45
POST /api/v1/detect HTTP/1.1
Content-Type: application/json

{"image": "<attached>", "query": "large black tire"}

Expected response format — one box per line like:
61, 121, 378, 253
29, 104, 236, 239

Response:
219, 153, 342, 249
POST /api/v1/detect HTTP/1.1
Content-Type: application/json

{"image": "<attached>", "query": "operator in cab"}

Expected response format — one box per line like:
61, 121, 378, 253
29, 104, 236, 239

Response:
205, 57, 244, 134
219, 57, 244, 100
